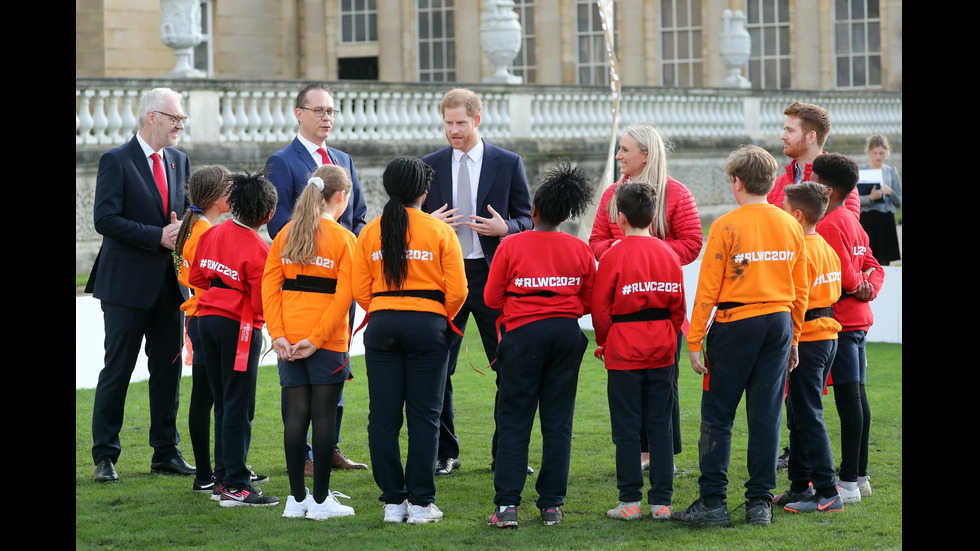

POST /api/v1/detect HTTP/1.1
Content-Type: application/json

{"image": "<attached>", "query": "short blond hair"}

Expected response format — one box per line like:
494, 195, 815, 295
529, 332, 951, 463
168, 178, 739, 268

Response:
726, 145, 779, 195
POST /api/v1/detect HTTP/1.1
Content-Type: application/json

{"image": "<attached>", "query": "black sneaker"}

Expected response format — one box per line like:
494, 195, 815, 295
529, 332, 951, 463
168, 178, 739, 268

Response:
488, 505, 518, 528
777, 447, 790, 470
193, 475, 216, 493
248, 465, 269, 485
672, 498, 732, 527
745, 499, 773, 526
773, 486, 814, 506
220, 486, 279, 507
212, 482, 262, 501
540, 506, 562, 526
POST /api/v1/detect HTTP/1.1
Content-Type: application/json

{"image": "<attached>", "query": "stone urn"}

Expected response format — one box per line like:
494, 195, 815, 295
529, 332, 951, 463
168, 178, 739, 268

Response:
160, 0, 206, 78
480, 0, 523, 84
719, 9, 751, 88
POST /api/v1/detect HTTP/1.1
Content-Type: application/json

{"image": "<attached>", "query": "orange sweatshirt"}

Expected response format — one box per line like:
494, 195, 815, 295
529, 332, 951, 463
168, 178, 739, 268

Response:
262, 218, 356, 352
800, 233, 843, 342
177, 219, 211, 317
687, 203, 808, 352
352, 207, 467, 319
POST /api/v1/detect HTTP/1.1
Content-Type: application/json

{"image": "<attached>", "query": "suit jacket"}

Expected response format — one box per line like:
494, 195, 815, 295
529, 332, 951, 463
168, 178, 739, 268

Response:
266, 137, 367, 239
86, 135, 190, 309
421, 140, 532, 266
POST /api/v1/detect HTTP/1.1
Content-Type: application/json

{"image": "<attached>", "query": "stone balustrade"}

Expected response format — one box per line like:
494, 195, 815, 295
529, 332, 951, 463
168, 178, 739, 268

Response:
77, 79, 902, 146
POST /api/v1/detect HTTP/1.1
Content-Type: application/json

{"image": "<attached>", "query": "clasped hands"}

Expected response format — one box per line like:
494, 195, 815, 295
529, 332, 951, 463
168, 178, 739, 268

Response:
272, 337, 318, 361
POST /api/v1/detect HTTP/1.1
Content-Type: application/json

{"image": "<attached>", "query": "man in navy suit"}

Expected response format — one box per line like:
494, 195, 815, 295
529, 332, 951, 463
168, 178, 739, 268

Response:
265, 84, 368, 471
421, 88, 532, 476
266, 84, 366, 239
88, 88, 195, 482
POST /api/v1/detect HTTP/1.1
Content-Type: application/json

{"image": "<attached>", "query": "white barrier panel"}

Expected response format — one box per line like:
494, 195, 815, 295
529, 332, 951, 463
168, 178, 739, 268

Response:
76, 265, 900, 389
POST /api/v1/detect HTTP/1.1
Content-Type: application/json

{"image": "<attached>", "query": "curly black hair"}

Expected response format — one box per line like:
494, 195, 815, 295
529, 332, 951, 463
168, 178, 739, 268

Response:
228, 168, 277, 227
812, 152, 860, 196
533, 160, 593, 226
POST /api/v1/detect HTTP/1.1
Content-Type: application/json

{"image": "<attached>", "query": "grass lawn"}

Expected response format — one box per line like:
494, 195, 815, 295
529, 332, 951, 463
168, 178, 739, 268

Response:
76, 321, 901, 549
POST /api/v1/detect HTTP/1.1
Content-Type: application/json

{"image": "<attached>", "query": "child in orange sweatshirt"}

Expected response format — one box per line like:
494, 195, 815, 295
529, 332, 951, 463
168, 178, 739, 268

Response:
676, 145, 807, 527
776, 181, 844, 514
263, 164, 357, 520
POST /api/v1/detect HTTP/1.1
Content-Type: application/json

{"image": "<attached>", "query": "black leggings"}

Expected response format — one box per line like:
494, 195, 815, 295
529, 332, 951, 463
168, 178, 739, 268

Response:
832, 382, 871, 482
188, 362, 214, 479
284, 383, 344, 503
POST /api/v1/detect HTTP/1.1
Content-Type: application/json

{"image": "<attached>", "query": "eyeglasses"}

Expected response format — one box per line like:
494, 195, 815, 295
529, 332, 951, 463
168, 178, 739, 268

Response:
299, 107, 341, 119
154, 110, 188, 125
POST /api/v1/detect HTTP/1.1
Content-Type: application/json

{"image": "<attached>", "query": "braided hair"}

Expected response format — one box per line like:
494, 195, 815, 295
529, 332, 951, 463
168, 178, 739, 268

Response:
173, 165, 231, 266
229, 168, 278, 228
533, 160, 593, 226
379, 156, 433, 290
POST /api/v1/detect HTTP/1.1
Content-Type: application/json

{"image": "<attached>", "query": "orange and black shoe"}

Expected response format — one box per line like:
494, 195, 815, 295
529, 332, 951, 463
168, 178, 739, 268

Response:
784, 493, 843, 513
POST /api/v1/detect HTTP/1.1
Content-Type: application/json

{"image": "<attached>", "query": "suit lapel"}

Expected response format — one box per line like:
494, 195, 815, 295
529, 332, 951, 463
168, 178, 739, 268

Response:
291, 137, 318, 175
437, 149, 454, 207
130, 137, 166, 218
476, 142, 499, 212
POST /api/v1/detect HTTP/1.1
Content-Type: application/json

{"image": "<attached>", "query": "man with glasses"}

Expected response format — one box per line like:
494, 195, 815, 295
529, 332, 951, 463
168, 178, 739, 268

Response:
267, 84, 366, 238
88, 87, 194, 482
266, 83, 368, 472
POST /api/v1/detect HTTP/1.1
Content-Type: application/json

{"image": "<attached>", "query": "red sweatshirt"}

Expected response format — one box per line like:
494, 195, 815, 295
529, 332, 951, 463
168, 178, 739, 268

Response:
815, 205, 884, 332
190, 219, 269, 329
484, 230, 595, 331
592, 235, 685, 370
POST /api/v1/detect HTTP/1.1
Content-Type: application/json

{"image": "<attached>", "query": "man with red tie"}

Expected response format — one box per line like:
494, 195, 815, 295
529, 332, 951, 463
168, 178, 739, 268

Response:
88, 88, 194, 482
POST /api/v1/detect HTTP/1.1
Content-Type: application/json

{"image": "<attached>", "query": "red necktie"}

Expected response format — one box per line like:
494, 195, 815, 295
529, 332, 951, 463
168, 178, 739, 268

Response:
316, 147, 332, 166
150, 152, 168, 213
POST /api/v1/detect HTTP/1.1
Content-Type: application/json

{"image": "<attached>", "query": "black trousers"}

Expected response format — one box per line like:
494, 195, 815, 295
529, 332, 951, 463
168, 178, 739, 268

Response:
439, 258, 501, 461
91, 274, 183, 465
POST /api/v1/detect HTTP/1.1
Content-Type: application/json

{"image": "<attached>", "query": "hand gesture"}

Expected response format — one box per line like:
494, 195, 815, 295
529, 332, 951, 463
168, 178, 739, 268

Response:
161, 212, 180, 250
431, 204, 465, 228
464, 205, 509, 237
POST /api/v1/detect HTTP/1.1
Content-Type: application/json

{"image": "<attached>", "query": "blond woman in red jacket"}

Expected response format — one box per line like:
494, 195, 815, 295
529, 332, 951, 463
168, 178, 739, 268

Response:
588, 122, 702, 469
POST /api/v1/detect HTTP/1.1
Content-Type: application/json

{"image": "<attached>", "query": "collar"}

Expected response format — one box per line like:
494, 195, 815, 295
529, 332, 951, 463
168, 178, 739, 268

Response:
136, 132, 164, 160
297, 134, 327, 158
453, 139, 484, 164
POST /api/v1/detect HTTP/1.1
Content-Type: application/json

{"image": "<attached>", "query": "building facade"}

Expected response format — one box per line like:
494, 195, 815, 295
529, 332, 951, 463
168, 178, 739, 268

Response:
76, 0, 901, 91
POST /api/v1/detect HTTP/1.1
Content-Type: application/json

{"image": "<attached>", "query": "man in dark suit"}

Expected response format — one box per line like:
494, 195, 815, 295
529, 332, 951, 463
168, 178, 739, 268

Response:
267, 84, 366, 239
421, 88, 532, 476
88, 88, 195, 482
265, 84, 368, 471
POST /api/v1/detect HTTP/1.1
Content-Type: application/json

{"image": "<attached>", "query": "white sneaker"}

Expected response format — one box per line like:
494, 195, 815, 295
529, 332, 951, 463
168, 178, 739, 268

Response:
406, 503, 443, 524
857, 476, 873, 497
282, 490, 311, 518
306, 491, 355, 520
838, 481, 861, 504
650, 504, 672, 521
606, 501, 643, 520
384, 500, 409, 523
